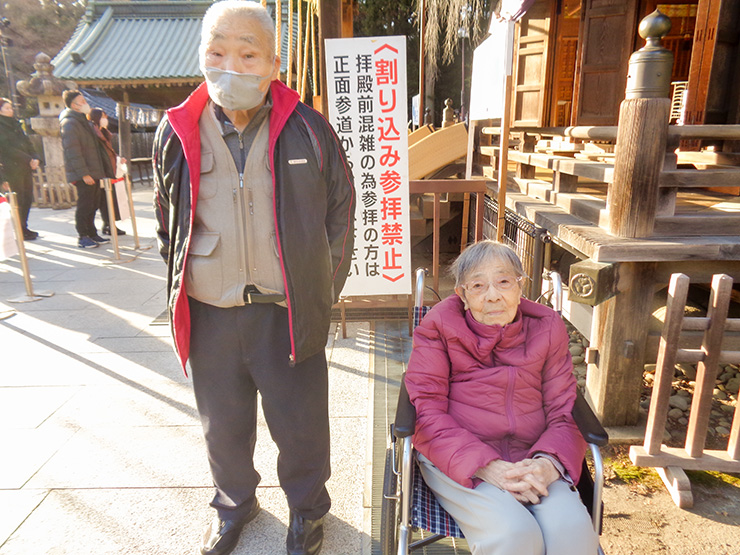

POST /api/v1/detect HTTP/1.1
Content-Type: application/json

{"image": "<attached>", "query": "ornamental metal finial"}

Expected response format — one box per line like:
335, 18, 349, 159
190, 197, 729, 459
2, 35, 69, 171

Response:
625, 10, 674, 99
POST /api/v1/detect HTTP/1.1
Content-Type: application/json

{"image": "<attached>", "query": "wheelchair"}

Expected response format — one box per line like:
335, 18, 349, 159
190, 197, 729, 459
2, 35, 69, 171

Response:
381, 268, 609, 555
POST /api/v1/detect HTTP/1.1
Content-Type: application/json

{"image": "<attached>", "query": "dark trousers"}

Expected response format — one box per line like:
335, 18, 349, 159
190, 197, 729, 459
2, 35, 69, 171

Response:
188, 297, 332, 521
73, 179, 101, 238
7, 170, 33, 231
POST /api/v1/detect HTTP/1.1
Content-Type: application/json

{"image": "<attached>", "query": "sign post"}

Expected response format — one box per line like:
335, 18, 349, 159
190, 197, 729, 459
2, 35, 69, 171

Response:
325, 35, 412, 297
4, 192, 53, 303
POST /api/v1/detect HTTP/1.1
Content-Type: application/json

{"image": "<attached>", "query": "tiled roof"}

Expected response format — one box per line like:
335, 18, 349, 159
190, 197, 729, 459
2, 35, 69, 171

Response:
52, 1, 212, 85
52, 0, 301, 86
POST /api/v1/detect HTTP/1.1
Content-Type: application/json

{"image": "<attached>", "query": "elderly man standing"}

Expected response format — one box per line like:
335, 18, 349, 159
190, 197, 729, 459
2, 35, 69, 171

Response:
153, 2, 354, 555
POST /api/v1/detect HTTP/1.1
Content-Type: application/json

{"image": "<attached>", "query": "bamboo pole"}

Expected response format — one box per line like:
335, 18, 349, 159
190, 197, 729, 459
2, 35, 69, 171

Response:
276, 0, 282, 77
300, 6, 310, 100
7, 192, 34, 297
310, 10, 318, 96
124, 173, 141, 250
496, 72, 512, 243
418, 0, 425, 127
6, 192, 53, 303
461, 119, 477, 251
287, 0, 294, 88
297, 0, 303, 94
495, 21, 516, 243
102, 179, 121, 261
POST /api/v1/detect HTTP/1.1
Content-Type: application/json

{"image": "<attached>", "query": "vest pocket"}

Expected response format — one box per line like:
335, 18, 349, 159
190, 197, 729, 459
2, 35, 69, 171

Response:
197, 151, 217, 199
186, 231, 223, 302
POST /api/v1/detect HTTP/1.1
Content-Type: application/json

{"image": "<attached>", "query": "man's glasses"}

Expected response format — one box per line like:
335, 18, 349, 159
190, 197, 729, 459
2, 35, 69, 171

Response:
462, 276, 523, 297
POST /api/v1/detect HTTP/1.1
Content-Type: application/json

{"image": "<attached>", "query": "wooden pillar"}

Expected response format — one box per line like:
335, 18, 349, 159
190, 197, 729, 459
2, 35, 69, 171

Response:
586, 262, 657, 425
318, 0, 342, 117
418, 0, 426, 128
585, 10, 673, 425
341, 0, 353, 38
605, 97, 670, 237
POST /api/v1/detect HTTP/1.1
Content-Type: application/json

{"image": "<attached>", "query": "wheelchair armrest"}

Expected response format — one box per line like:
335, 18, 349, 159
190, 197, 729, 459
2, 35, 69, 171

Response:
572, 390, 609, 447
393, 376, 417, 439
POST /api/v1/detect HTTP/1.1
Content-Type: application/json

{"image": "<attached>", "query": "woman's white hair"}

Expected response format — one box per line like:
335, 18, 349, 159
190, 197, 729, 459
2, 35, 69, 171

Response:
450, 240, 526, 288
199, 0, 276, 64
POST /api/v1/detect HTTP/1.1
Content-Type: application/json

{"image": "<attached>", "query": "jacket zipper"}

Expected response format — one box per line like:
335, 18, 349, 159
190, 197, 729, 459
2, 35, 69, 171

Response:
503, 365, 517, 461
269, 145, 296, 366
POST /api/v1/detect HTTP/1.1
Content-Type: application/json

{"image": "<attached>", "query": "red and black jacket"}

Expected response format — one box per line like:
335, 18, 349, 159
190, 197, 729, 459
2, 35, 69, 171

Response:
153, 80, 355, 372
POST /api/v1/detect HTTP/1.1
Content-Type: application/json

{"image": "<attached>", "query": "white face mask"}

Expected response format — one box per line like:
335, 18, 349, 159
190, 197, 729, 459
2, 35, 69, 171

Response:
202, 66, 268, 111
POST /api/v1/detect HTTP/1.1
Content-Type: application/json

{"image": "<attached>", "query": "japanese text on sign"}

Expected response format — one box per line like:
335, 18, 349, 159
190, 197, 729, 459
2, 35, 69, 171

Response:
325, 36, 410, 296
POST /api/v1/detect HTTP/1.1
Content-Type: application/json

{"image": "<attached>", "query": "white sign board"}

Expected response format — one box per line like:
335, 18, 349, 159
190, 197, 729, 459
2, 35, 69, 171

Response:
114, 180, 131, 221
468, 20, 515, 121
325, 36, 411, 296
0, 198, 18, 262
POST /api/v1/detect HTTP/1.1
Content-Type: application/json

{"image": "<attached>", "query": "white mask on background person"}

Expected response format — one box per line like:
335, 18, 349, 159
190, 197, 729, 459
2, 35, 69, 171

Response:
201, 66, 268, 111
101, 117, 109, 129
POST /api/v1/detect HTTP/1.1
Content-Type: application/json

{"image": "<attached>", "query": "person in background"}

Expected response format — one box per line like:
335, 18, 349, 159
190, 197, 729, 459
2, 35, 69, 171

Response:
60, 90, 113, 249
153, 2, 354, 554
405, 240, 598, 555
87, 108, 126, 236
0, 98, 41, 240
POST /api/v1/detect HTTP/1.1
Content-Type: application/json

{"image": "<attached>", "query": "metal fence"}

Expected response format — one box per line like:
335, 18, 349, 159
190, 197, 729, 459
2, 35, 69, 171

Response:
468, 194, 547, 301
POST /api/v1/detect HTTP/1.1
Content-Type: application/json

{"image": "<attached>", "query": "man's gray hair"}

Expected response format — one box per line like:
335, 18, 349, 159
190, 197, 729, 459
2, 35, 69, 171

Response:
450, 240, 526, 288
199, 0, 276, 64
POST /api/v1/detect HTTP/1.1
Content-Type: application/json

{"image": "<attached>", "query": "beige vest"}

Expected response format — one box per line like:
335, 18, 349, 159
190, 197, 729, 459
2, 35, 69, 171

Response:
185, 104, 286, 308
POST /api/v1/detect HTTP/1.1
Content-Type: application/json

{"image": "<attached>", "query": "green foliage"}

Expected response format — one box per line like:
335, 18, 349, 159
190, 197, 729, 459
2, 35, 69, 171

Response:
0, 0, 85, 116
603, 446, 663, 490
355, 0, 493, 124
354, 0, 420, 105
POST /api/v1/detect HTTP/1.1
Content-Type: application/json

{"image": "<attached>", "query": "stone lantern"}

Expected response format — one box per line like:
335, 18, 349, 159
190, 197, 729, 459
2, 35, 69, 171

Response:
16, 52, 77, 168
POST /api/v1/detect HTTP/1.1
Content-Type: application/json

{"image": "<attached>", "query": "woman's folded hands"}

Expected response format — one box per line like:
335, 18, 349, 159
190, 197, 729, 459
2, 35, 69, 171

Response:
474, 458, 560, 505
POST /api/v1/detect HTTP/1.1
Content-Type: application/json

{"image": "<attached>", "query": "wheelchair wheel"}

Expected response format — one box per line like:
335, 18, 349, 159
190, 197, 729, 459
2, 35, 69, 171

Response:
380, 446, 399, 555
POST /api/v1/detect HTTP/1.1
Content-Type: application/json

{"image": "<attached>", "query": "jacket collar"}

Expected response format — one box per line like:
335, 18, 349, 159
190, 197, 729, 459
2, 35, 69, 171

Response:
167, 80, 300, 154
59, 108, 90, 124
436, 295, 526, 356
0, 114, 18, 131
166, 80, 300, 200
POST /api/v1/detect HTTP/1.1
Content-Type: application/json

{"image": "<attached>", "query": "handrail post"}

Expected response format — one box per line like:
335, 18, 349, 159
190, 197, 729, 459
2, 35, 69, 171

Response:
606, 10, 673, 238
588, 11, 673, 426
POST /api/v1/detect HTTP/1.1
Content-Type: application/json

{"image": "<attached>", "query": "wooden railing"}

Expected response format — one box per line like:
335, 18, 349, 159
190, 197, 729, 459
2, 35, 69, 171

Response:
629, 273, 740, 508
501, 124, 740, 238
409, 179, 487, 291
31, 166, 77, 209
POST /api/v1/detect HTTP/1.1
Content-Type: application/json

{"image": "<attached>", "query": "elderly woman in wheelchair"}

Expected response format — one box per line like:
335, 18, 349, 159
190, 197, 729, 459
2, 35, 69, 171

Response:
404, 241, 599, 555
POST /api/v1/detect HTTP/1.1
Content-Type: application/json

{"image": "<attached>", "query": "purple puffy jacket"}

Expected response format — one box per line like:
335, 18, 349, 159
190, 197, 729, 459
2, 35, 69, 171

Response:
405, 295, 586, 489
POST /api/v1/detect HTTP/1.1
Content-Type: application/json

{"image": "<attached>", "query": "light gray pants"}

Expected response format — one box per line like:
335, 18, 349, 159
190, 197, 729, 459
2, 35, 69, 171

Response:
418, 454, 599, 555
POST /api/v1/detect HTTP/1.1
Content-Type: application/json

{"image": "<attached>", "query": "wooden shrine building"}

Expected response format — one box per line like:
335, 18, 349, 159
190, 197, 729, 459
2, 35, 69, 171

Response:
511, 0, 739, 131
468, 0, 740, 427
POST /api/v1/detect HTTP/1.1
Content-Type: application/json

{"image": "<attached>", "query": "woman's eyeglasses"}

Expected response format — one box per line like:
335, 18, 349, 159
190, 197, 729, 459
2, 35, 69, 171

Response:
462, 276, 523, 297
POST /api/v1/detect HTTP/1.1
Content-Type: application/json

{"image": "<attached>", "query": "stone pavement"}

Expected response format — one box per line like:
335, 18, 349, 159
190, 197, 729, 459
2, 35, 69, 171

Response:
0, 190, 374, 555
6, 189, 739, 555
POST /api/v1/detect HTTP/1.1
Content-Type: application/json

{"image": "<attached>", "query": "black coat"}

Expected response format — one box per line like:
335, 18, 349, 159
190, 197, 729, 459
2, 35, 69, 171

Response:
153, 81, 355, 369
0, 115, 38, 185
59, 108, 114, 182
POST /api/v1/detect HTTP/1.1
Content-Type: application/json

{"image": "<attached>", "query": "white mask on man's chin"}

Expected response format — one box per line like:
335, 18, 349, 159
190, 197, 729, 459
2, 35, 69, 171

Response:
201, 66, 269, 111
